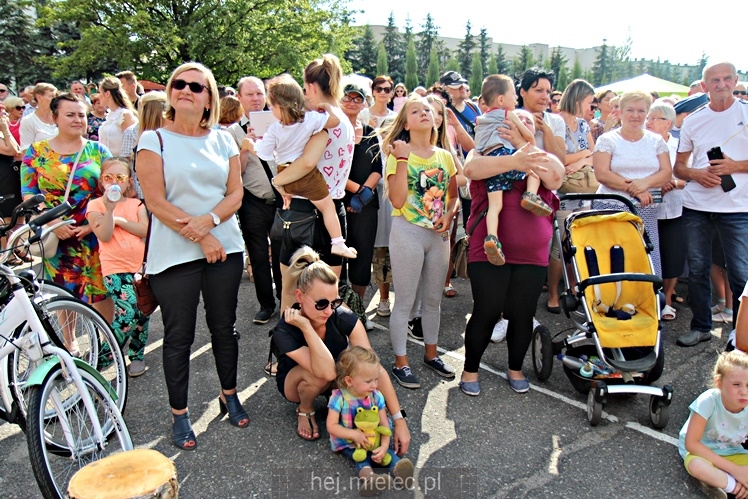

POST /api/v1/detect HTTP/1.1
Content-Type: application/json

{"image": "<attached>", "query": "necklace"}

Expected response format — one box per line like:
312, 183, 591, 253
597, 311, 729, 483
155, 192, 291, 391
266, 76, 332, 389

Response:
620, 129, 644, 142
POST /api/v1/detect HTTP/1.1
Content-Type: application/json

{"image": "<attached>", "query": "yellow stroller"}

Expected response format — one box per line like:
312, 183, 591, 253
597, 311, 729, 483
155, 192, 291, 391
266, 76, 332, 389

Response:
531, 193, 673, 428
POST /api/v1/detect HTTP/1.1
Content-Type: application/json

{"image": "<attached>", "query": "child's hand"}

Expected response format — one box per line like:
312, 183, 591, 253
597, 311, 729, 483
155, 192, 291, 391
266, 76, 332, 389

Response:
246, 128, 257, 141
370, 445, 387, 464
281, 194, 292, 210
350, 429, 372, 449
387, 140, 411, 162
241, 137, 256, 154
113, 216, 128, 226
732, 465, 748, 489
317, 102, 332, 114
432, 212, 451, 233
734, 482, 748, 499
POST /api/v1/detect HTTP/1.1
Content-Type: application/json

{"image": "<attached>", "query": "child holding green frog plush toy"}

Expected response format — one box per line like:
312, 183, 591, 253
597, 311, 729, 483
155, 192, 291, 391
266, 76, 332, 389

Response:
327, 346, 414, 496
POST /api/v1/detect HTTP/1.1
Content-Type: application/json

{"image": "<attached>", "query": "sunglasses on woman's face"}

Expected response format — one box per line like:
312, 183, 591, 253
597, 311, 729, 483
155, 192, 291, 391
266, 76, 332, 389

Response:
14, 106, 24, 111
734, 90, 747, 96
172, 79, 208, 93
374, 86, 392, 94
303, 293, 344, 311
101, 173, 130, 183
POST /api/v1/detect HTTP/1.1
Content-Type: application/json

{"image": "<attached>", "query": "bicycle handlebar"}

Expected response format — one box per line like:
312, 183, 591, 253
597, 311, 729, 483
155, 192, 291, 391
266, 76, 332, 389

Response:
27, 202, 73, 243
0, 195, 46, 238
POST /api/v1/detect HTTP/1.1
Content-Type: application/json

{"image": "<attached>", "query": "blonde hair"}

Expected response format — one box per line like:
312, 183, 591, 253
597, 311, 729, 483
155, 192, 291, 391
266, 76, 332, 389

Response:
287, 246, 338, 293
99, 157, 134, 197
618, 91, 652, 112
424, 94, 455, 154
136, 91, 167, 145
380, 95, 437, 157
32, 83, 57, 101
266, 74, 306, 125
304, 54, 343, 102
712, 350, 748, 388
164, 62, 220, 128
481, 74, 514, 107
336, 346, 380, 390
99, 76, 135, 113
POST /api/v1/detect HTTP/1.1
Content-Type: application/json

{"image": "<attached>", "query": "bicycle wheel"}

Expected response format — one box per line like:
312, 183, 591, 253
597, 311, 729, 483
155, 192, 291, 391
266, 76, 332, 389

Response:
9, 296, 128, 421
26, 364, 132, 499
36, 280, 75, 302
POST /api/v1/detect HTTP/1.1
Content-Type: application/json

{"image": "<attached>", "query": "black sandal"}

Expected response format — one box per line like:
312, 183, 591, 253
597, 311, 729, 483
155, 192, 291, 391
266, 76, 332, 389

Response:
172, 411, 197, 451
264, 361, 277, 377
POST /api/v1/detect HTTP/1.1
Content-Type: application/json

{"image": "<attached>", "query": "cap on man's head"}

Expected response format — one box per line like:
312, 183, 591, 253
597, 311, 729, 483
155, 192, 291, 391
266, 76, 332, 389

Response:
440, 71, 468, 88
674, 92, 709, 115
343, 83, 366, 99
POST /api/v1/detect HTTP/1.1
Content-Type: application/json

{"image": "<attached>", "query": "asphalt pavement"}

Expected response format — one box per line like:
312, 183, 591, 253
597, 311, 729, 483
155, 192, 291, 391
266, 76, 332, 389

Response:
0, 271, 723, 498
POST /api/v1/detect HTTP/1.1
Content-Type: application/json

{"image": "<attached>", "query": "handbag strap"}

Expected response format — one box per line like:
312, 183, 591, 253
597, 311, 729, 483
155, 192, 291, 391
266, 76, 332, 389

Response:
141, 131, 164, 273
467, 208, 487, 237
63, 141, 87, 202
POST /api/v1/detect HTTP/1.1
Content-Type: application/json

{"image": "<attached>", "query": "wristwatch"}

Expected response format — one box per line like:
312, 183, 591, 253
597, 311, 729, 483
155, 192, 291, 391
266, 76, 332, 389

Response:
208, 212, 220, 226
391, 409, 407, 421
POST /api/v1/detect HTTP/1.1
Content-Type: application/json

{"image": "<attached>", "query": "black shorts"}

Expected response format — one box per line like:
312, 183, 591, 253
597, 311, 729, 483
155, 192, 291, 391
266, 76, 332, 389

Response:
277, 198, 346, 267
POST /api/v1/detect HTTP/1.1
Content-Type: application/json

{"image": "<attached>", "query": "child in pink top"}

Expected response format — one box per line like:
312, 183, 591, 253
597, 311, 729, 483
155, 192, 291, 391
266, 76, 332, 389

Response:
87, 158, 150, 377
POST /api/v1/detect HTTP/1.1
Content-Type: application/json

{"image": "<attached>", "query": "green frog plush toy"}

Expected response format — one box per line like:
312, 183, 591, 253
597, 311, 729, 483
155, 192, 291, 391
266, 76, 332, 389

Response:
351, 406, 392, 465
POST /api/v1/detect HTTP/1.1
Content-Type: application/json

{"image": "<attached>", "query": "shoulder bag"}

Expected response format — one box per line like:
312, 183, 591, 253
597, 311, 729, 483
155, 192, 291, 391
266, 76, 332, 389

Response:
558, 121, 599, 194
452, 208, 487, 279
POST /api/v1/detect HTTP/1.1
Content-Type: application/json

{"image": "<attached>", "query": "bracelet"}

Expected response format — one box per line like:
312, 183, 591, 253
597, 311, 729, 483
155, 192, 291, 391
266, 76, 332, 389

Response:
396, 157, 408, 162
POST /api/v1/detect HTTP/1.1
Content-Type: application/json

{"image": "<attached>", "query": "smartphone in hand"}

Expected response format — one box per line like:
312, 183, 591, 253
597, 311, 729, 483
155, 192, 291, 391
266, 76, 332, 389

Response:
707, 146, 737, 192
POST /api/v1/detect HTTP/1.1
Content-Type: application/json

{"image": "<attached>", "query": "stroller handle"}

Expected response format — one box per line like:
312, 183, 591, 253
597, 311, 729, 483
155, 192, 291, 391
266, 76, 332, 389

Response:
578, 272, 663, 293
558, 193, 638, 215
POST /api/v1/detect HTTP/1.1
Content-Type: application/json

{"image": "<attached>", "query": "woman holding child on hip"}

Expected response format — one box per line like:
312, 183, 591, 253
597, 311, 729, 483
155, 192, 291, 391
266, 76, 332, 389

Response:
382, 95, 461, 389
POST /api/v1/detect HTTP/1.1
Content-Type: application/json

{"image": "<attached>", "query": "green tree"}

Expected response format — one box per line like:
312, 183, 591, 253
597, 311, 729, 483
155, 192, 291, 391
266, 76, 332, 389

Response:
0, 0, 54, 89
495, 44, 511, 75
426, 46, 440, 87
512, 46, 535, 79
487, 53, 498, 76
446, 57, 460, 72
405, 38, 419, 90
382, 12, 405, 82
591, 39, 612, 86
469, 51, 483, 96
557, 64, 570, 91
376, 42, 389, 77
478, 27, 490, 75
347, 25, 378, 79
417, 13, 439, 78
37, 0, 355, 84
690, 52, 709, 82
403, 16, 414, 44
457, 21, 475, 78
572, 57, 583, 80
549, 47, 568, 84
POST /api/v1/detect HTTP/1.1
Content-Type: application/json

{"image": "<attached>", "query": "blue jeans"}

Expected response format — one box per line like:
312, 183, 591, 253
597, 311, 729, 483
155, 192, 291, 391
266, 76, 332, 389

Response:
340, 447, 400, 473
682, 208, 748, 332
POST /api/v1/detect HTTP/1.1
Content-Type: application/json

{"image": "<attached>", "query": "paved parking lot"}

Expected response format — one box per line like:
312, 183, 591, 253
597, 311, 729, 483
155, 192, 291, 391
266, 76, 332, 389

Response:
0, 273, 724, 498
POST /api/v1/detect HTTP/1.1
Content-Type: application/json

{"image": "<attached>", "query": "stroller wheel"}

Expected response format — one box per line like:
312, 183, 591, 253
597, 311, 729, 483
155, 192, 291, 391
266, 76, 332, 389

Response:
587, 385, 605, 426
532, 324, 553, 381
649, 395, 670, 429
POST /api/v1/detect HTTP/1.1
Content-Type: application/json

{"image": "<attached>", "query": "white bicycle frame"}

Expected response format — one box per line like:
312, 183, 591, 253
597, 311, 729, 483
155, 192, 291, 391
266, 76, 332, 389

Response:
0, 225, 112, 455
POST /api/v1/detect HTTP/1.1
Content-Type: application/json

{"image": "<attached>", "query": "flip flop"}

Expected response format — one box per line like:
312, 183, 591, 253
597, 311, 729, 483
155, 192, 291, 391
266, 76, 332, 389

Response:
443, 285, 457, 298
671, 293, 685, 305
296, 408, 320, 441
662, 304, 677, 321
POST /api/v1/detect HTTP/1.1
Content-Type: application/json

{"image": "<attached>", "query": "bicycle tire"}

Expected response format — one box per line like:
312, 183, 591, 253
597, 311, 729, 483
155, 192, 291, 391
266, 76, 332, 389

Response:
26, 364, 132, 499
36, 280, 75, 302
8, 296, 128, 421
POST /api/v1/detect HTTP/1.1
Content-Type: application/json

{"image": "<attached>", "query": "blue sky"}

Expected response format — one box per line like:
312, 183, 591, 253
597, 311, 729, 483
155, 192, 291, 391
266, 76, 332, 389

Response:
346, 0, 747, 72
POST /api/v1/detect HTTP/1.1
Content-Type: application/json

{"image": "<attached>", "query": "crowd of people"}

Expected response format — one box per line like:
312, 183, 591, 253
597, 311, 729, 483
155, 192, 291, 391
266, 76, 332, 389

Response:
3, 58, 748, 496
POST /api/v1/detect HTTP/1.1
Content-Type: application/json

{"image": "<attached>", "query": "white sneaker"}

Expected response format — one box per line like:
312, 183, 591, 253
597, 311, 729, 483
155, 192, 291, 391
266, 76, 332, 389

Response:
376, 300, 391, 317
491, 319, 508, 343
365, 319, 375, 331
533, 317, 541, 330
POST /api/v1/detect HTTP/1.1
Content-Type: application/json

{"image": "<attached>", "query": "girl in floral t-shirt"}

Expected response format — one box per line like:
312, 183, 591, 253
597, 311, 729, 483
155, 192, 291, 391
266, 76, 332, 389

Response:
381, 95, 460, 390
678, 350, 748, 497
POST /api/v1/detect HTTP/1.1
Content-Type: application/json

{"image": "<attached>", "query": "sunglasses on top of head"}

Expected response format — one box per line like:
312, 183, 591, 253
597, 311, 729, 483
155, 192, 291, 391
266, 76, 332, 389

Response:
172, 79, 208, 93
303, 293, 344, 311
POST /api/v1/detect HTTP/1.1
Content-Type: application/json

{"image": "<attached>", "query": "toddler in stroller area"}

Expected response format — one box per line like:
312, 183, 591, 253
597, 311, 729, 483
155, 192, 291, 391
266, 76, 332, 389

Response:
679, 350, 748, 499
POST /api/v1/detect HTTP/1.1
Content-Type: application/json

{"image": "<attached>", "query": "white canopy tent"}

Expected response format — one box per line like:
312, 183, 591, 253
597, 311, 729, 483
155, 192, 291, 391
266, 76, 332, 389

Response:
595, 74, 690, 95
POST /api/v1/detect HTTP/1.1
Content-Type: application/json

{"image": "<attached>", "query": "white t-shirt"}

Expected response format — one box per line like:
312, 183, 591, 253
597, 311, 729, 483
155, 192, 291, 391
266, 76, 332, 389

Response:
534, 111, 566, 153
137, 128, 244, 275
678, 99, 748, 213
594, 130, 669, 201
316, 106, 354, 200
19, 112, 57, 151
99, 107, 137, 157
657, 133, 684, 220
255, 111, 328, 165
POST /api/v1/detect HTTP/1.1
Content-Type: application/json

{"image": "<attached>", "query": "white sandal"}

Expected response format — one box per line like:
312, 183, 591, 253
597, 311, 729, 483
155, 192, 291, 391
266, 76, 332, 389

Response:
661, 304, 676, 321
331, 243, 357, 259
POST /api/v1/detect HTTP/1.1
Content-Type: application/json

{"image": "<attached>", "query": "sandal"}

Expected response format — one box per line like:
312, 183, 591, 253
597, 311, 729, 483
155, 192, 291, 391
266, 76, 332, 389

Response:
483, 235, 505, 266
672, 293, 685, 305
331, 242, 358, 259
172, 411, 197, 451
662, 304, 677, 321
443, 285, 457, 298
264, 361, 278, 377
218, 391, 250, 428
520, 192, 553, 217
296, 407, 320, 441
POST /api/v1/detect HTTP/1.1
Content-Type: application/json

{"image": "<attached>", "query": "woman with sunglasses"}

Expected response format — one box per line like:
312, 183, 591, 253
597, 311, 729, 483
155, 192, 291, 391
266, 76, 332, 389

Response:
272, 246, 410, 452
360, 75, 397, 130
392, 83, 408, 112
4, 96, 25, 146
137, 62, 247, 451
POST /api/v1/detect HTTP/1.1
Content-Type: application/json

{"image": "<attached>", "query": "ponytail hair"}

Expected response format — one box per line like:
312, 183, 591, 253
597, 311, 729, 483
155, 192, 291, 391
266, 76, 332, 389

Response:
304, 54, 343, 102
287, 246, 338, 292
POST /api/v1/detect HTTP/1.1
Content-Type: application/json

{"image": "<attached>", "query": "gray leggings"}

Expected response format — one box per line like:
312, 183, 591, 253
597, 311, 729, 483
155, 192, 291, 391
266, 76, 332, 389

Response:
389, 216, 450, 356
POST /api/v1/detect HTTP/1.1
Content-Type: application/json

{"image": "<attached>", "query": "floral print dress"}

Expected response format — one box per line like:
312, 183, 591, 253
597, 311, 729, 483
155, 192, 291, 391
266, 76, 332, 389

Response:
21, 140, 111, 303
